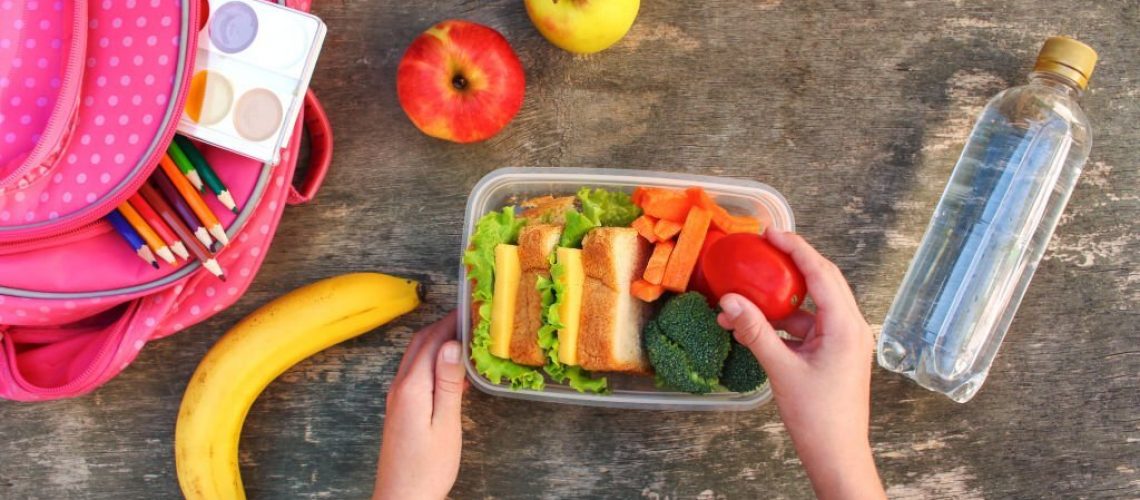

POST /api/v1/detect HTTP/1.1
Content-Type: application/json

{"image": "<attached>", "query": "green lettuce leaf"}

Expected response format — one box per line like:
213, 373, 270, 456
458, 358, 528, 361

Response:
558, 188, 642, 248
537, 258, 609, 394
578, 187, 641, 228
559, 210, 598, 248
463, 208, 545, 391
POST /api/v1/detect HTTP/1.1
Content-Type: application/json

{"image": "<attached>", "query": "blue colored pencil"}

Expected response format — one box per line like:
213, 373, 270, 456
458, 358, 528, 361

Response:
107, 209, 158, 268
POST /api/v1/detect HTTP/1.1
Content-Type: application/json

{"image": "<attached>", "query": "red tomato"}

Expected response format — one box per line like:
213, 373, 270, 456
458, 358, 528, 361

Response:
688, 229, 727, 302
701, 233, 806, 321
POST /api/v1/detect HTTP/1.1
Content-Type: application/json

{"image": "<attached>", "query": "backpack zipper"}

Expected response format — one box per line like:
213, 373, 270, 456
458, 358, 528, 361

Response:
0, 162, 272, 299
0, 157, 272, 396
2, 300, 139, 395
0, 1, 88, 189
0, 0, 295, 399
0, 0, 195, 242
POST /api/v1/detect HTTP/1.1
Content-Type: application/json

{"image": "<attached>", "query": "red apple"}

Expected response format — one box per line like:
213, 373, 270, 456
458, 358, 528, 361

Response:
396, 20, 525, 143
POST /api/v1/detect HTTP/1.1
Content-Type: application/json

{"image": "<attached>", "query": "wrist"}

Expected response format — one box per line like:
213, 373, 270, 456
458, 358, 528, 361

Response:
791, 434, 882, 500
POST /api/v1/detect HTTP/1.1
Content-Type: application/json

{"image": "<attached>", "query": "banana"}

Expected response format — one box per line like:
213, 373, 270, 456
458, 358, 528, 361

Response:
175, 272, 421, 500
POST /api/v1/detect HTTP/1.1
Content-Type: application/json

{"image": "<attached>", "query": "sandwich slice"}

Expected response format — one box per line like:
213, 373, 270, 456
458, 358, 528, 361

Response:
510, 224, 562, 366
576, 227, 652, 374
477, 188, 647, 394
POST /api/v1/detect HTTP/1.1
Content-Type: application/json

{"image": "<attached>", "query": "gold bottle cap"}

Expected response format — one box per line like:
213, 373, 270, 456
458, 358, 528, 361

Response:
1034, 36, 1097, 89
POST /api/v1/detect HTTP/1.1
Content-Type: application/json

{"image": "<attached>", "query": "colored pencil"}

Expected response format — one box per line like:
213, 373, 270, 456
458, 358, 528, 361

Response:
117, 201, 176, 265
158, 154, 230, 248
151, 170, 213, 250
107, 209, 158, 268
174, 135, 238, 213
166, 140, 205, 192
138, 183, 226, 281
128, 193, 189, 260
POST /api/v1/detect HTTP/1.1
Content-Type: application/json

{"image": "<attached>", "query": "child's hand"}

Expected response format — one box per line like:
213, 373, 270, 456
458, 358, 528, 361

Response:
717, 229, 885, 500
373, 312, 466, 500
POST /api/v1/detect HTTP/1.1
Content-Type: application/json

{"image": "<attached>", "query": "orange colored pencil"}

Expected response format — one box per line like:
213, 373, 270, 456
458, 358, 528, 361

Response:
117, 201, 176, 265
138, 183, 226, 281
158, 154, 229, 247
128, 193, 189, 260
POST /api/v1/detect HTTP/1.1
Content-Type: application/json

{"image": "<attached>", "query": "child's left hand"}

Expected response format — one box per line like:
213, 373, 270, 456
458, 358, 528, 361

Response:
373, 312, 466, 500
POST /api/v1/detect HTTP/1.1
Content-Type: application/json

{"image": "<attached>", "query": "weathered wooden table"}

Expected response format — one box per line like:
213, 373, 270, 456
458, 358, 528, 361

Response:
3, 1, 1138, 498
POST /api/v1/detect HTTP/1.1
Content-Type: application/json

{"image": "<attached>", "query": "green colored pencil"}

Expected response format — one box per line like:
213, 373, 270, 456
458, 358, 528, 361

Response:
174, 135, 238, 213
166, 140, 205, 192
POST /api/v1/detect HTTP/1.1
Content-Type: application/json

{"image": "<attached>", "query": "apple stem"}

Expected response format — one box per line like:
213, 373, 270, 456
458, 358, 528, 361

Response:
452, 74, 469, 91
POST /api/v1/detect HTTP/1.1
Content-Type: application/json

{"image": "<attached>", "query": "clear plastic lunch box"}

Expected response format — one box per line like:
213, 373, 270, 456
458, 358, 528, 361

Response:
458, 167, 796, 411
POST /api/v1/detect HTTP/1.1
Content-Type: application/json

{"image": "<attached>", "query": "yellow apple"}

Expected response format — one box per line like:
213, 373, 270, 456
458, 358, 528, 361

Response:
524, 0, 640, 54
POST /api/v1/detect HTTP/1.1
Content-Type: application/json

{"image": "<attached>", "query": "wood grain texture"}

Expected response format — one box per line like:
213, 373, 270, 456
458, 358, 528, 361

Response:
2, 0, 1138, 498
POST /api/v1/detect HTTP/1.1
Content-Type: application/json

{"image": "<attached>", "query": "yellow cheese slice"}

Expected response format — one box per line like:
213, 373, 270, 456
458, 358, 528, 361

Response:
490, 244, 520, 359
556, 247, 584, 365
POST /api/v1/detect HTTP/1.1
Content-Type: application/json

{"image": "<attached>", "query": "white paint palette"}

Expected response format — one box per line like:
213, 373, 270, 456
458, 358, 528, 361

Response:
177, 0, 326, 165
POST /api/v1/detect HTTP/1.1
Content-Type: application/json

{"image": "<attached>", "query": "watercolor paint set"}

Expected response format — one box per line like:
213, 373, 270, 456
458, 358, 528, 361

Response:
178, 0, 327, 165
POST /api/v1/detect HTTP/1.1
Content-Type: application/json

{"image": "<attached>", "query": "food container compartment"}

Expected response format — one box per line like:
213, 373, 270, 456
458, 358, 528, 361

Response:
458, 167, 795, 411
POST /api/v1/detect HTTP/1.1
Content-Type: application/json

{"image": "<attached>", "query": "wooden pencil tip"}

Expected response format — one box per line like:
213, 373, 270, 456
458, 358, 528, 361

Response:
210, 225, 230, 247
218, 191, 239, 213
171, 242, 190, 260
204, 259, 226, 280
157, 247, 177, 265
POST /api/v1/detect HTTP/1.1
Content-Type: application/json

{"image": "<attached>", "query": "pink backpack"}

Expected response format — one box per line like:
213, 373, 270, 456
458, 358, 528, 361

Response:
0, 0, 331, 401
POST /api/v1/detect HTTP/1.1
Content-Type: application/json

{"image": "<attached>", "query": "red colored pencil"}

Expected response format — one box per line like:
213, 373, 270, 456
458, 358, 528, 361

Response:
128, 193, 189, 260
137, 183, 226, 281
151, 169, 213, 250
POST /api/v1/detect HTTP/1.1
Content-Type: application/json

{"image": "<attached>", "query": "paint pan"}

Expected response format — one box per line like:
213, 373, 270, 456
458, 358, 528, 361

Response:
177, 0, 326, 165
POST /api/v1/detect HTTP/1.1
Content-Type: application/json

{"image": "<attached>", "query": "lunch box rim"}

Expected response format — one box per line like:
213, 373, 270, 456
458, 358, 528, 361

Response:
457, 167, 795, 411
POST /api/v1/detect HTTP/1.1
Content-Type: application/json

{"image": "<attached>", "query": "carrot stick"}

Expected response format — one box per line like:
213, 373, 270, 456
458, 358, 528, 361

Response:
631, 279, 666, 302
631, 215, 659, 243
632, 186, 648, 206
686, 186, 763, 234
726, 215, 762, 234
653, 218, 683, 241
643, 240, 675, 285
661, 207, 711, 292
638, 187, 691, 222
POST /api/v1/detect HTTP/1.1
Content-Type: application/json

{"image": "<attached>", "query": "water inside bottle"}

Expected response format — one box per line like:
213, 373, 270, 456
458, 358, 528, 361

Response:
879, 89, 1084, 401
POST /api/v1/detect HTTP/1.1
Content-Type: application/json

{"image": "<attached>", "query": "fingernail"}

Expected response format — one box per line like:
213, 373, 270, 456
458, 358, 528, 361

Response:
442, 343, 460, 364
719, 296, 742, 319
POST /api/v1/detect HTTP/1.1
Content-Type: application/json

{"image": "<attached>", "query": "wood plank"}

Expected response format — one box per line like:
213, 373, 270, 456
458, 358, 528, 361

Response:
2, 0, 1138, 498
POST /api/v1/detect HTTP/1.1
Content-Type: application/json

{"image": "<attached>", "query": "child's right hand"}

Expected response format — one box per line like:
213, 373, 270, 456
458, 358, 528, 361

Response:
717, 229, 885, 500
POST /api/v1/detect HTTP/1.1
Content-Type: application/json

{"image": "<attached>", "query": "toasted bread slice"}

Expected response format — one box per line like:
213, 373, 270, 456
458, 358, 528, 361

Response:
520, 196, 577, 225
510, 224, 562, 366
577, 227, 652, 374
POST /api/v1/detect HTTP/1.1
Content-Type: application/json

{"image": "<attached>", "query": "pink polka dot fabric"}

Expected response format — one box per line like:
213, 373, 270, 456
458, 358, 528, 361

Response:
0, 0, 190, 241
0, 0, 321, 402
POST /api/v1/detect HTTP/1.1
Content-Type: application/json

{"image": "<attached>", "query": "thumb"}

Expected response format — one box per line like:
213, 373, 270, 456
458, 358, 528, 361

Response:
718, 294, 796, 374
431, 340, 466, 428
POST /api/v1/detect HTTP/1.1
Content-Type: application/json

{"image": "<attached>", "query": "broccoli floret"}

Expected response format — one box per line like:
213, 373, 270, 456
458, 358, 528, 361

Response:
720, 341, 767, 393
644, 292, 732, 394
644, 322, 717, 393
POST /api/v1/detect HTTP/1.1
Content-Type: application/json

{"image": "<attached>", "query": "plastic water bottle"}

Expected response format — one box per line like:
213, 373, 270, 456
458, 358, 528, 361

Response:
878, 37, 1097, 403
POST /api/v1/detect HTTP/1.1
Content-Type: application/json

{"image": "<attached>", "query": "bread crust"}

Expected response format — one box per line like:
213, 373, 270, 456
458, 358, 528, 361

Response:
510, 224, 562, 366
520, 196, 577, 225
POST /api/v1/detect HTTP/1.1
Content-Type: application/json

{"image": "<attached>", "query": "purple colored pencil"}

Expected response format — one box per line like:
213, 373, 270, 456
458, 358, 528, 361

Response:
151, 170, 213, 250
